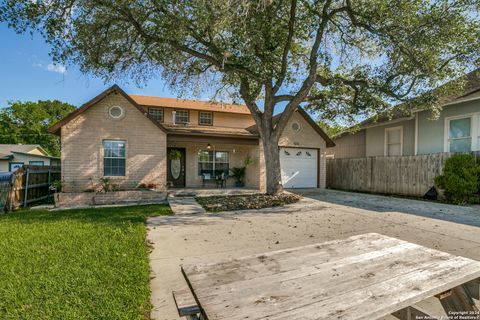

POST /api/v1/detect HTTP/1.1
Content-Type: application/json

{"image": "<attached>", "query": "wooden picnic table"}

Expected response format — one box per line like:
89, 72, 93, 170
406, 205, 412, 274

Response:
181, 233, 480, 320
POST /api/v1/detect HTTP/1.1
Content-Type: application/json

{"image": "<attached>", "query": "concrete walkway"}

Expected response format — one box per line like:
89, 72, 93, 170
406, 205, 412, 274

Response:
148, 190, 480, 319
167, 197, 206, 215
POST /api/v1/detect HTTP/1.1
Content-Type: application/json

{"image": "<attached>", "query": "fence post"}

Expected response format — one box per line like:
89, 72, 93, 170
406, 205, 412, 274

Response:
47, 168, 51, 202
23, 168, 30, 207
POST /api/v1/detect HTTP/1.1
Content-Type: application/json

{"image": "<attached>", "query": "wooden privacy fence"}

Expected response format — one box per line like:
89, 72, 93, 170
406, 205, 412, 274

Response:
326, 153, 455, 197
3, 165, 61, 212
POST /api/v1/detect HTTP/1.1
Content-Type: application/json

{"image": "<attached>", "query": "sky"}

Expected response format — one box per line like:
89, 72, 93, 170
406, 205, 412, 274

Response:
0, 23, 182, 109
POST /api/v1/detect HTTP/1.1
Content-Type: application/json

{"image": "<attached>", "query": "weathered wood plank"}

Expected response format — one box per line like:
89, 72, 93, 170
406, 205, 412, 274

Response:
173, 289, 200, 317
182, 233, 480, 320
391, 305, 439, 320
466, 278, 480, 300
437, 285, 479, 313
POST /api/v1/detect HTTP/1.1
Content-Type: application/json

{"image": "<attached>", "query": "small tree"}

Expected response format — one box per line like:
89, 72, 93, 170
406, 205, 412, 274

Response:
0, 100, 76, 156
2, 1, 479, 194
435, 154, 480, 204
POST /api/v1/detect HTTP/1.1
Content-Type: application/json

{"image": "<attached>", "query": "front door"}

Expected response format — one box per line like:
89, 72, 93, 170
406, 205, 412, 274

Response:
167, 148, 186, 187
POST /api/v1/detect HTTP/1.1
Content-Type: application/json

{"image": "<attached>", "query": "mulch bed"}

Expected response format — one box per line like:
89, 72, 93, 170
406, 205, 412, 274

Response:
196, 193, 301, 212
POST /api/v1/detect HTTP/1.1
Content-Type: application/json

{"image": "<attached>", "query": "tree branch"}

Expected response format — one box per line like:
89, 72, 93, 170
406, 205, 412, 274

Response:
272, 0, 297, 94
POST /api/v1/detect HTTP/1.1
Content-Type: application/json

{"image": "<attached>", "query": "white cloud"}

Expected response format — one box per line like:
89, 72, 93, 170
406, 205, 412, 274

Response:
47, 63, 67, 74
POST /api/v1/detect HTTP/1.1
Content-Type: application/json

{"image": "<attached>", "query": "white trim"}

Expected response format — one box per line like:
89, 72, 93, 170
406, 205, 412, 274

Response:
443, 92, 480, 106
444, 112, 480, 152
384, 126, 403, 156
361, 116, 414, 130
414, 112, 419, 155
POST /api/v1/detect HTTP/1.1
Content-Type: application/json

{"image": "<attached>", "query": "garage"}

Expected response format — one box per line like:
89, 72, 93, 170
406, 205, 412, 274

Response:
280, 147, 318, 188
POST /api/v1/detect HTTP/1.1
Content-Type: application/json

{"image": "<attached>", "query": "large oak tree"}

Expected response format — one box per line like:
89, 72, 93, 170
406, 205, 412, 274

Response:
2, 0, 479, 194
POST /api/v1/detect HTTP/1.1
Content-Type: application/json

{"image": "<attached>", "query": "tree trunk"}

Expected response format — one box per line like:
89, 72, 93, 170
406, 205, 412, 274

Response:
262, 136, 283, 195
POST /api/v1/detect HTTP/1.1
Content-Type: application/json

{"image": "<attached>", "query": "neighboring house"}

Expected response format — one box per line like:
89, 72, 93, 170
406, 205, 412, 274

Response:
0, 144, 60, 172
49, 85, 335, 193
328, 70, 480, 159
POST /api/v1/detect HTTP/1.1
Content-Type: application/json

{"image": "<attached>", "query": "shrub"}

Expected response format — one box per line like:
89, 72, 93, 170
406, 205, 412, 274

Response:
435, 154, 480, 204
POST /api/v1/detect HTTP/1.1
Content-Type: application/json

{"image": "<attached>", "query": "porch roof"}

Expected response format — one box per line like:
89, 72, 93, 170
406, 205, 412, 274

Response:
163, 123, 259, 139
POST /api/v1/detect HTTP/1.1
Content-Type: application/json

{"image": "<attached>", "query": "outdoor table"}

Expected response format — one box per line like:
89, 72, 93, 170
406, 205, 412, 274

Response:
181, 233, 480, 320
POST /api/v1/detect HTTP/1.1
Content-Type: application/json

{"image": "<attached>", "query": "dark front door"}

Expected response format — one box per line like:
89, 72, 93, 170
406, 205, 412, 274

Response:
167, 148, 186, 187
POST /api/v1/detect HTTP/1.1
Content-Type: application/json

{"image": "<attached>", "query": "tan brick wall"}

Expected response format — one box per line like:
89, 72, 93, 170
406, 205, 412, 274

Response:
167, 141, 260, 188
258, 111, 328, 190
55, 191, 167, 208
61, 93, 167, 192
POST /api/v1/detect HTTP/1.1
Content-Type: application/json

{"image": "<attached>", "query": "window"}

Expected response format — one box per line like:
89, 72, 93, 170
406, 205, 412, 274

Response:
29, 161, 44, 166
198, 111, 213, 125
198, 150, 229, 176
385, 126, 403, 156
447, 117, 471, 152
148, 107, 164, 123
174, 110, 189, 124
108, 105, 124, 119
103, 140, 126, 176
8, 162, 24, 172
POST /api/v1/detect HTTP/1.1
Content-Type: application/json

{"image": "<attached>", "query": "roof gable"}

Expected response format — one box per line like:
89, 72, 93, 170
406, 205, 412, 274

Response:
246, 108, 335, 147
48, 85, 167, 135
0, 144, 48, 156
357, 69, 480, 129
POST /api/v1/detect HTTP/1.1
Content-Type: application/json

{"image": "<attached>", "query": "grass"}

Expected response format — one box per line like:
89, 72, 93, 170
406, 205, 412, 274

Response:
0, 204, 172, 320
196, 193, 301, 212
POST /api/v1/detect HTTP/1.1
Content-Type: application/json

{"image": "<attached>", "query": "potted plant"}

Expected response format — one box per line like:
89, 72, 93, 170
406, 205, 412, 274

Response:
230, 167, 247, 187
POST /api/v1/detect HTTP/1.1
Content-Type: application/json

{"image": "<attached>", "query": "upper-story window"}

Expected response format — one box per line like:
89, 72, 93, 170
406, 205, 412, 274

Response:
384, 126, 403, 156
175, 110, 189, 124
148, 107, 164, 123
199, 111, 213, 126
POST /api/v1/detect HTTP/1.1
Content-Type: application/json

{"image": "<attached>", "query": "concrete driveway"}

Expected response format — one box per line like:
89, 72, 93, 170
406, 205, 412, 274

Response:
147, 189, 480, 320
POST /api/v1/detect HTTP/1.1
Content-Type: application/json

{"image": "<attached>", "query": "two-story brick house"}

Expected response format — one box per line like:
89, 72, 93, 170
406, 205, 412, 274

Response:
49, 85, 334, 195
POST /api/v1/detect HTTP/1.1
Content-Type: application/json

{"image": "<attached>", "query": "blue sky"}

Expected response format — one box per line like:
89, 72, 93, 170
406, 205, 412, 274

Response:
0, 23, 180, 108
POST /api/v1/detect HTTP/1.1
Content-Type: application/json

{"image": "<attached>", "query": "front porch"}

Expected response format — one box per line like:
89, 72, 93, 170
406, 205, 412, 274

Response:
166, 133, 262, 190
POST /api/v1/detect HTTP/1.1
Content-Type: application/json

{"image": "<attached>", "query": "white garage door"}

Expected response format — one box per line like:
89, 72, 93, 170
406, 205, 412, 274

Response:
280, 147, 318, 188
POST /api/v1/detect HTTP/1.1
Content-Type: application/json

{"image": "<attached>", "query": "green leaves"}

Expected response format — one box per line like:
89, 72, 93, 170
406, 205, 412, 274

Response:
0, 100, 76, 156
1, 0, 479, 179
435, 153, 480, 204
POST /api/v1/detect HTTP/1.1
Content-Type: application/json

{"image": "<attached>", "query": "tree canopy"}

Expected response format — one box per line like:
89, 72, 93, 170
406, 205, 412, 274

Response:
2, 0, 478, 193
0, 100, 76, 156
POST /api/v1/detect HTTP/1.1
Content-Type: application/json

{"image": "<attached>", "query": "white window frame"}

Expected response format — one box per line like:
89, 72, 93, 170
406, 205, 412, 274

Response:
174, 110, 189, 124
384, 126, 403, 156
444, 113, 480, 152
103, 140, 127, 177
197, 150, 229, 176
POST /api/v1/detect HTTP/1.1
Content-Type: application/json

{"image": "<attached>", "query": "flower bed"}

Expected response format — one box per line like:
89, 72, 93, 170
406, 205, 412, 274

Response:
55, 190, 167, 208
196, 193, 301, 212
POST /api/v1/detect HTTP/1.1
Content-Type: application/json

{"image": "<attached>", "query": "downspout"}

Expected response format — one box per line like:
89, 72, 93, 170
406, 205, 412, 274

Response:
414, 112, 419, 155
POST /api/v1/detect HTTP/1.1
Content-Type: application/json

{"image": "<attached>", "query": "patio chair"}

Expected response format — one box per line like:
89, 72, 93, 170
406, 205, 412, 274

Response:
215, 172, 227, 188
201, 173, 214, 187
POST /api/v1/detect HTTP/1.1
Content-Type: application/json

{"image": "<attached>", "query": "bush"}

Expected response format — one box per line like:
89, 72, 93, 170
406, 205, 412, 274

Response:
435, 154, 480, 204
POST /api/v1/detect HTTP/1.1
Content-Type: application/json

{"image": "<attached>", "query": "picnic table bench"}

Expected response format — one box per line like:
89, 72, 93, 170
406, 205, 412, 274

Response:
177, 233, 480, 320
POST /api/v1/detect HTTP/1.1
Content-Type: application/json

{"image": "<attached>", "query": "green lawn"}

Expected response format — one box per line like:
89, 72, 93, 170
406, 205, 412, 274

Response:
0, 204, 171, 320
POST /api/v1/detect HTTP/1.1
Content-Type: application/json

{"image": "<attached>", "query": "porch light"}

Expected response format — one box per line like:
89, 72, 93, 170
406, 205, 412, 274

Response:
207, 143, 211, 149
